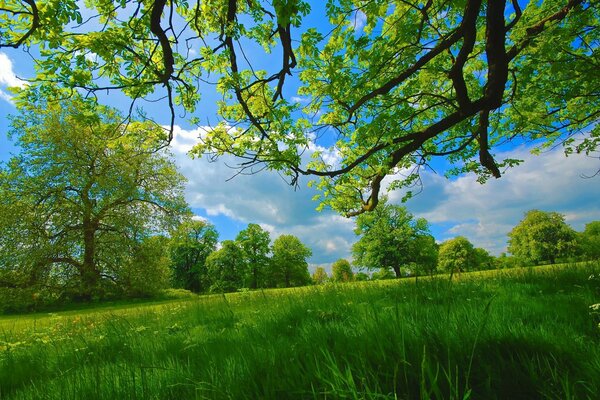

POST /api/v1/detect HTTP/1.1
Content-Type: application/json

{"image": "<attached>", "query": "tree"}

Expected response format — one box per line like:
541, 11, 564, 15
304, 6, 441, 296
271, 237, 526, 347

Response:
354, 272, 370, 282
438, 237, 477, 277
169, 218, 219, 292
312, 267, 328, 285
409, 235, 439, 276
205, 240, 245, 293
235, 223, 271, 289
508, 210, 577, 265
579, 221, 600, 261
2, 1, 597, 216
473, 247, 495, 271
331, 259, 354, 283
371, 268, 396, 281
119, 236, 172, 297
352, 201, 435, 278
0, 96, 187, 299
270, 235, 312, 288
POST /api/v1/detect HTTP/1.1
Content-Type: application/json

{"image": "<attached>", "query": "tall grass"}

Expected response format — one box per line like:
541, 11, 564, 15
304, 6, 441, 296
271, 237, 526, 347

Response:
1, 263, 599, 399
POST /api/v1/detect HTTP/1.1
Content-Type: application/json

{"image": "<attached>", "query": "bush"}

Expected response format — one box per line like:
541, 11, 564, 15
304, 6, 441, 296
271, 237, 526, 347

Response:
159, 288, 197, 300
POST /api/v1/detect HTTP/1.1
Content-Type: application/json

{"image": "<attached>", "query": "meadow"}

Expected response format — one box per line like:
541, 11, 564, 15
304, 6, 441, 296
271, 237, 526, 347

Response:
1, 264, 599, 399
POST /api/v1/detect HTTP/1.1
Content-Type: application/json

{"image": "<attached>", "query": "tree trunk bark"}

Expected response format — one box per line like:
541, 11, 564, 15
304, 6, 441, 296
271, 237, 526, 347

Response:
80, 218, 100, 299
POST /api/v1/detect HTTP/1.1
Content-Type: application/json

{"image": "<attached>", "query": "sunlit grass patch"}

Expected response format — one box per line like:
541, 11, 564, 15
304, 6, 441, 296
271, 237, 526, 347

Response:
1, 262, 599, 399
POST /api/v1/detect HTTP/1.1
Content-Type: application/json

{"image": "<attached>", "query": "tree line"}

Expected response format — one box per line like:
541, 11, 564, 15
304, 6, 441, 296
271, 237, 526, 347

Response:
311, 204, 600, 284
1, 95, 599, 312
0, 96, 316, 312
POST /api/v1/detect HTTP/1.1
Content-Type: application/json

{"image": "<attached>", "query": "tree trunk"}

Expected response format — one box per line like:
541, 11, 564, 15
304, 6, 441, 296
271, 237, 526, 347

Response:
80, 218, 100, 299
251, 267, 258, 289
392, 265, 401, 278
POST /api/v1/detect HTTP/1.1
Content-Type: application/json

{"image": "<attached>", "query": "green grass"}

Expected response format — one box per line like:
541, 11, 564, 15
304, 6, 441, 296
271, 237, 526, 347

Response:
1, 263, 599, 399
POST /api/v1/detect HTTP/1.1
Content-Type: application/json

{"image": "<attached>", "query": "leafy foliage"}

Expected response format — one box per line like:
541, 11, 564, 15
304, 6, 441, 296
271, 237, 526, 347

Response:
0, 95, 187, 299
579, 221, 600, 261
311, 266, 329, 285
205, 240, 245, 293
508, 210, 578, 265
169, 219, 219, 292
331, 258, 353, 283
352, 200, 436, 277
438, 236, 478, 276
235, 223, 271, 289
2, 0, 597, 215
119, 236, 172, 297
270, 234, 312, 288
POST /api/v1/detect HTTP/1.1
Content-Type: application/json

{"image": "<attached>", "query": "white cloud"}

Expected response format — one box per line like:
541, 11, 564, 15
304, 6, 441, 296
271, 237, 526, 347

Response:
0, 52, 27, 105
0, 90, 14, 105
291, 96, 310, 104
169, 125, 357, 264
0, 52, 26, 88
191, 215, 208, 222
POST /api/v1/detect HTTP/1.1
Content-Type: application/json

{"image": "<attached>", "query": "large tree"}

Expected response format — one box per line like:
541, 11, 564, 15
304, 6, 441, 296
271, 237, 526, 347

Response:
1, 1, 598, 216
235, 223, 271, 289
270, 235, 312, 288
0, 96, 187, 299
508, 210, 577, 265
352, 201, 435, 278
169, 218, 219, 292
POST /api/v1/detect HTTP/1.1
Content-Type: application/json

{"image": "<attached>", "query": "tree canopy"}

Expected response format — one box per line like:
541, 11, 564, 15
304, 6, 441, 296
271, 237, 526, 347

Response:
352, 200, 435, 277
579, 221, 600, 261
270, 234, 312, 288
331, 258, 353, 282
1, 0, 598, 216
508, 210, 578, 265
169, 218, 219, 292
0, 96, 188, 299
438, 236, 477, 276
235, 223, 271, 289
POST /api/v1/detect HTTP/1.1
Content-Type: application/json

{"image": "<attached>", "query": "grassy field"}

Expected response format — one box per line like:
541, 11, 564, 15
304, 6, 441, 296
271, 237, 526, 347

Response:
1, 264, 599, 399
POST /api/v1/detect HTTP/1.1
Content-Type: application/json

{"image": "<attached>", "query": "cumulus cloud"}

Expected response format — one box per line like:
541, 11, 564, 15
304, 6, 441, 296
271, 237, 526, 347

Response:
0, 52, 26, 105
169, 125, 357, 264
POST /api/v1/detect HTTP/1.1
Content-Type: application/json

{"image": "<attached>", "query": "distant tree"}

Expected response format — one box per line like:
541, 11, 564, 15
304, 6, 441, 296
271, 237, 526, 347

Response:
579, 221, 600, 261
169, 219, 218, 293
354, 272, 370, 282
438, 237, 477, 277
0, 96, 187, 299
371, 268, 396, 281
473, 247, 495, 271
312, 267, 329, 285
332, 259, 354, 283
236, 223, 271, 289
508, 210, 577, 265
205, 241, 245, 293
119, 236, 172, 297
410, 235, 439, 276
270, 235, 312, 288
353, 200, 435, 277
496, 252, 521, 269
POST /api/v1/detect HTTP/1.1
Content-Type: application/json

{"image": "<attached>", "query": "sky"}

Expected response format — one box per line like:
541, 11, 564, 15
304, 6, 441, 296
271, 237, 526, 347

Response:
1, 15, 599, 272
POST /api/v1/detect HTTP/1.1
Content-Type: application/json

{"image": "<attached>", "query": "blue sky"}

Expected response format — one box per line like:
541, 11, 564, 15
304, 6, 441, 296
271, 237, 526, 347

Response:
1, 14, 600, 272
